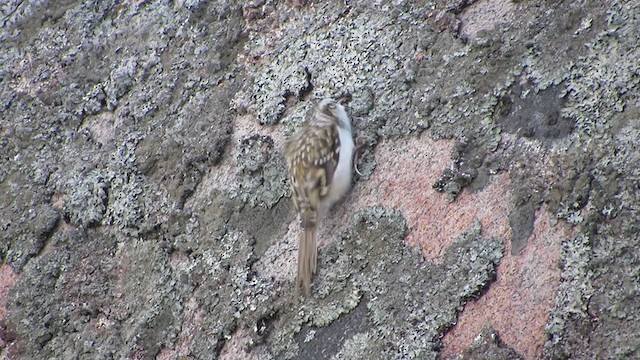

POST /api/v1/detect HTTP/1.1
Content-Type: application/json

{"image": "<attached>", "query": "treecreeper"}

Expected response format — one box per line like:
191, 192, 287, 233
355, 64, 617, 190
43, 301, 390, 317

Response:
284, 97, 355, 296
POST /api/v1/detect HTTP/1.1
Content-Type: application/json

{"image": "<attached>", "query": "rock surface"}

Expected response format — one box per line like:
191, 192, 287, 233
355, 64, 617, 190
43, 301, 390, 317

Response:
1, 0, 639, 359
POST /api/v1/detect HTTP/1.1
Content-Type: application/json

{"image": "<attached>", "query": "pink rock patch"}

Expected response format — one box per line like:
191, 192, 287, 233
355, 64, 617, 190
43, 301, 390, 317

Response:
346, 135, 566, 358
0, 264, 18, 348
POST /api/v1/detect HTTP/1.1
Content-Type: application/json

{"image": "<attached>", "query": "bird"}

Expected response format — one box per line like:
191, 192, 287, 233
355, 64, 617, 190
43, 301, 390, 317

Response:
284, 97, 355, 296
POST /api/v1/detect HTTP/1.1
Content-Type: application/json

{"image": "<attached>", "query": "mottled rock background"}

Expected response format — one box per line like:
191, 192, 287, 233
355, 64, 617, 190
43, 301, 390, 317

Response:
1, 0, 639, 359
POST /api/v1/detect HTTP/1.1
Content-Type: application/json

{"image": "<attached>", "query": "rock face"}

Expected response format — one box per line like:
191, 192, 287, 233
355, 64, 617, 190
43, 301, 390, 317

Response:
1, 1, 639, 359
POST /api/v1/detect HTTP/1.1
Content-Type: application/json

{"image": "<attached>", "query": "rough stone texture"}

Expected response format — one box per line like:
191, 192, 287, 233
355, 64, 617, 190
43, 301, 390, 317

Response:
441, 205, 570, 359
447, 327, 524, 360
2, 0, 640, 359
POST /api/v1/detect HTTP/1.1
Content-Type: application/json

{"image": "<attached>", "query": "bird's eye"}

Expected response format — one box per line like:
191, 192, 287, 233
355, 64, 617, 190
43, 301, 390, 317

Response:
328, 103, 336, 110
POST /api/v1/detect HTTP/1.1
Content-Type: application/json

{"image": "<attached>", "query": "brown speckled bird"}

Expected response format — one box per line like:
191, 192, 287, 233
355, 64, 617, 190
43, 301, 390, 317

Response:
284, 98, 355, 296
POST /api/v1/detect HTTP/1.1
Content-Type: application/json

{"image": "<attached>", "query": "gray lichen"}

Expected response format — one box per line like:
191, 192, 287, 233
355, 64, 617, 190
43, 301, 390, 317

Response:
3, 0, 640, 359
63, 169, 109, 227
229, 133, 290, 208
240, 2, 434, 178
61, 134, 170, 236
269, 209, 503, 360
543, 234, 594, 358
459, 327, 524, 360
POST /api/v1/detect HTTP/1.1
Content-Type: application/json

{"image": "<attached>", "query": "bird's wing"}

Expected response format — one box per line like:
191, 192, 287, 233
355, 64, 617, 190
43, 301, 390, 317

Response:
285, 124, 340, 213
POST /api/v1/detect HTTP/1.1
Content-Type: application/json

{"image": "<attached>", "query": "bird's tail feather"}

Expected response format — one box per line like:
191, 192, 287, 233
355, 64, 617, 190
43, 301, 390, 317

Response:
296, 215, 317, 297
